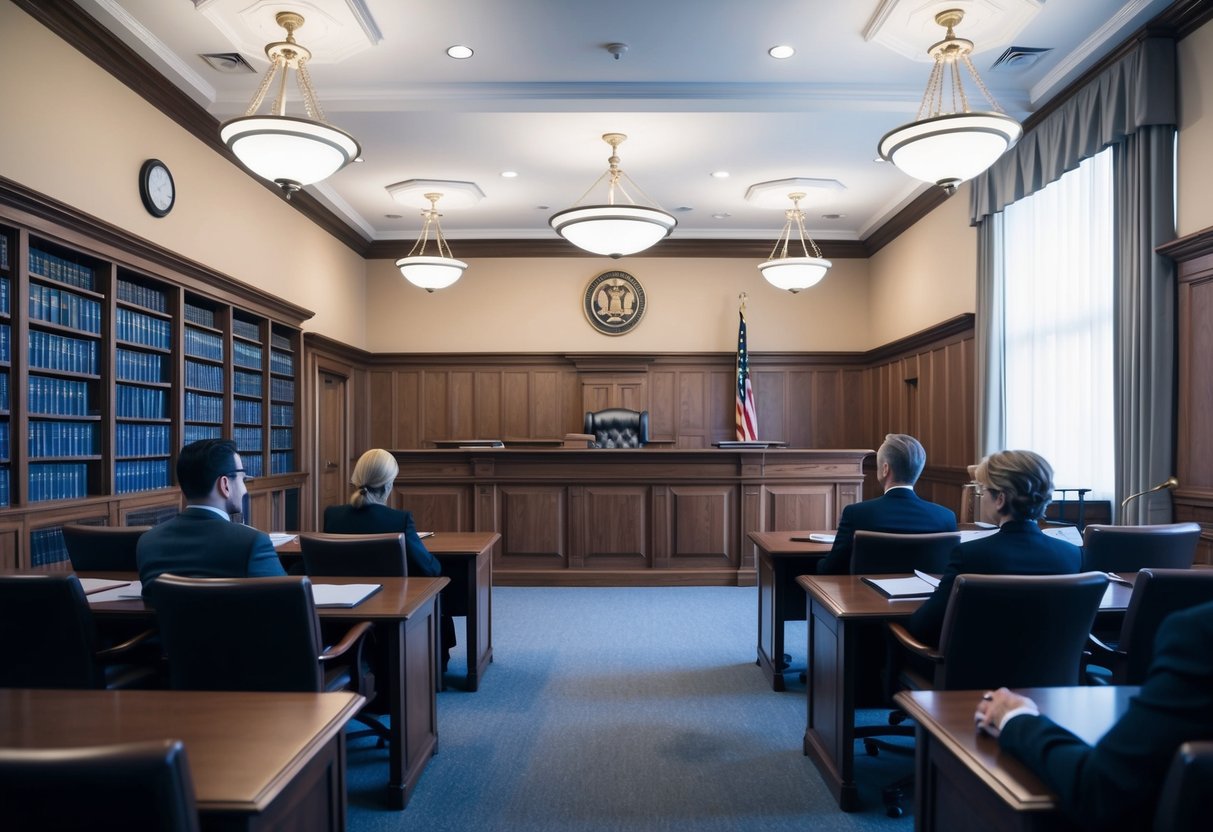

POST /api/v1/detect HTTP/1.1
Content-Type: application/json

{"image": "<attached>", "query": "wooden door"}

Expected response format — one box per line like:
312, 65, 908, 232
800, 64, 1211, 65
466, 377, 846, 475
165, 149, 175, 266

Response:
318, 371, 348, 517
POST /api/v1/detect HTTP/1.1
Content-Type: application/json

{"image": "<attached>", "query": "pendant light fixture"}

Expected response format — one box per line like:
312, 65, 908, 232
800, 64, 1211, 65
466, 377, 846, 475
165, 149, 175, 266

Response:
219, 12, 360, 198
878, 9, 1021, 193
549, 133, 676, 258
395, 193, 468, 292
757, 192, 831, 293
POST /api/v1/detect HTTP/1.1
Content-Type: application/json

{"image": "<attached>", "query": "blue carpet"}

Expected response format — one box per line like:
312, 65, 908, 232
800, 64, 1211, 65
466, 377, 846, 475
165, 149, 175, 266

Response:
346, 586, 914, 831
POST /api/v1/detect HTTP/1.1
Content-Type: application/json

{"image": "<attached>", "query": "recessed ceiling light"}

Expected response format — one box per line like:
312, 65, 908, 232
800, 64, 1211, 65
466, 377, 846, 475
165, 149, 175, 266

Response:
446, 45, 474, 59
822, 213, 846, 220
712, 212, 731, 220
768, 45, 795, 60
384, 214, 402, 219
536, 205, 550, 210
500, 170, 519, 178
711, 171, 730, 179
676, 206, 694, 212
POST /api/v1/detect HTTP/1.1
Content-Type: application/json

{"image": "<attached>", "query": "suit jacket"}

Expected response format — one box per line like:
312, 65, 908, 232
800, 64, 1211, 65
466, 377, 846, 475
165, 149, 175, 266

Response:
322, 503, 441, 577
136, 507, 284, 600
816, 488, 957, 575
906, 519, 1081, 645
999, 600, 1213, 832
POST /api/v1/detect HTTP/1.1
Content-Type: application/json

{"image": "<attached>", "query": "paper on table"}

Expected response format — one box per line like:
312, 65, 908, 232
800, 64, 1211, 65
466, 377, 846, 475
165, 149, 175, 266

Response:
78, 578, 130, 595
808, 533, 836, 544
269, 533, 298, 547
862, 575, 936, 599
913, 569, 941, 587
418, 531, 434, 539
311, 583, 382, 608
1042, 526, 1083, 546
85, 580, 144, 603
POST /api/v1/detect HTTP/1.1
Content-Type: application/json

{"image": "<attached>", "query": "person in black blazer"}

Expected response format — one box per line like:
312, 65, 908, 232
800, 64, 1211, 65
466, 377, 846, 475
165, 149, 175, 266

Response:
907, 449, 1081, 646
976, 599, 1213, 832
137, 439, 284, 601
817, 434, 957, 575
323, 449, 453, 667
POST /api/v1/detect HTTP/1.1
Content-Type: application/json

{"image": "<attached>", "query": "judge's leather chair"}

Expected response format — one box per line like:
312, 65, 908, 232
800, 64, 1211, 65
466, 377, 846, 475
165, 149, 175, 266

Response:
850, 531, 960, 575
0, 574, 156, 690
151, 575, 386, 743
584, 408, 650, 448
299, 532, 408, 577
63, 523, 152, 571
1080, 522, 1200, 573
1085, 568, 1213, 685
1154, 741, 1213, 832
0, 739, 200, 832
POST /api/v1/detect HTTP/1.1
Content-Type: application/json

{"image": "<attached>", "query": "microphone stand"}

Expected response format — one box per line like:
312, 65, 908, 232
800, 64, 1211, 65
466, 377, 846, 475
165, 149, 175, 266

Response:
1119, 476, 1179, 523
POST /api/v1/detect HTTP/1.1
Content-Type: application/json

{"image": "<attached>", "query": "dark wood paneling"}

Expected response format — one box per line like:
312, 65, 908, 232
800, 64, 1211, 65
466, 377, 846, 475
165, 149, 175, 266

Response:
760, 484, 836, 532
580, 486, 650, 567
474, 371, 502, 438
667, 485, 737, 568
497, 485, 567, 568
394, 486, 470, 533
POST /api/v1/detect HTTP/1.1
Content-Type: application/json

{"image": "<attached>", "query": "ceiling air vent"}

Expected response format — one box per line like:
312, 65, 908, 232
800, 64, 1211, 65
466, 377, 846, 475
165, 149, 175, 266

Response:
989, 46, 1053, 72
200, 53, 255, 74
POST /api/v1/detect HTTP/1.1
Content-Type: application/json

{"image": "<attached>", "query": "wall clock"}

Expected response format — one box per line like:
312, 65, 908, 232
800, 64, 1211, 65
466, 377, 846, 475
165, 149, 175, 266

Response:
584, 270, 646, 336
139, 159, 175, 218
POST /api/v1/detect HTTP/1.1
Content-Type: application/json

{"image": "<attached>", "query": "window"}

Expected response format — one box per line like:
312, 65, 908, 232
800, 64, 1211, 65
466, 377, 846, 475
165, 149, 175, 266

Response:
1001, 148, 1114, 499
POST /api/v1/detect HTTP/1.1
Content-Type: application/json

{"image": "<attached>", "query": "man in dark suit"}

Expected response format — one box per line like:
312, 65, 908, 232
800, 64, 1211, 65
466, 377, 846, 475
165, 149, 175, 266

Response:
907, 449, 1080, 646
976, 600, 1213, 832
816, 433, 957, 575
137, 439, 284, 600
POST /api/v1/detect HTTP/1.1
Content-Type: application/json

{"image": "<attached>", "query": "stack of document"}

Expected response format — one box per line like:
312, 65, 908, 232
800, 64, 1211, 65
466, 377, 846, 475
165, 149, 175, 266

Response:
862, 570, 941, 600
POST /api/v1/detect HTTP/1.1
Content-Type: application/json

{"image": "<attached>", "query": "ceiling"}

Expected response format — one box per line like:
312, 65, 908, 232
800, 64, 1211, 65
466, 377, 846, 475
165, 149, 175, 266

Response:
73, 0, 1174, 248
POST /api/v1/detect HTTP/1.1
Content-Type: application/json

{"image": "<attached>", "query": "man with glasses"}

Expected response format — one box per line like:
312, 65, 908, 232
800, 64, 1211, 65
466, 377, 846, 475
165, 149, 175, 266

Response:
137, 438, 284, 600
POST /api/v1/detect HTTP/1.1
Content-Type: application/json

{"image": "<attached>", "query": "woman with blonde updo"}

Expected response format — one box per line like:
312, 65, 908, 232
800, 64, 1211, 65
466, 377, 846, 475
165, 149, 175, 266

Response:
906, 450, 1082, 646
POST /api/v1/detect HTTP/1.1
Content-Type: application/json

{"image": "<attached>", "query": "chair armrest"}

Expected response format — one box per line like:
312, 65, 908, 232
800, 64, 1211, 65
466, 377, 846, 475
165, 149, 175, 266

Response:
319, 621, 374, 663
887, 622, 943, 664
95, 627, 158, 660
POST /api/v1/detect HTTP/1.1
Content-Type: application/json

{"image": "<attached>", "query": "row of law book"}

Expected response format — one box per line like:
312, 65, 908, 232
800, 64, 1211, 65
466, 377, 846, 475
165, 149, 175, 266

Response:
234, 370, 262, 397
29, 248, 95, 291
28, 376, 89, 416
28, 420, 96, 458
271, 404, 295, 426
232, 318, 260, 341
270, 350, 294, 375
117, 278, 168, 313
116, 423, 171, 457
0, 276, 8, 315
30, 282, 102, 334
270, 451, 295, 474
29, 330, 98, 375
115, 459, 171, 494
233, 427, 262, 452
117, 384, 168, 419
184, 304, 216, 329
116, 308, 172, 350
270, 378, 294, 401
184, 391, 223, 424
118, 348, 165, 384
28, 462, 89, 503
187, 360, 226, 393
184, 326, 223, 361
233, 340, 263, 370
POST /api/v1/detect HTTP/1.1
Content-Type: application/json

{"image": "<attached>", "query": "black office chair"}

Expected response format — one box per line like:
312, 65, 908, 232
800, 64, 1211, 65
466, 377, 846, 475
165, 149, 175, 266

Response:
881, 572, 1109, 817
1154, 741, 1213, 832
850, 531, 959, 575
584, 408, 650, 448
1081, 522, 1200, 573
299, 532, 408, 577
151, 575, 386, 744
62, 523, 152, 572
0, 739, 200, 832
1086, 568, 1213, 685
0, 574, 156, 690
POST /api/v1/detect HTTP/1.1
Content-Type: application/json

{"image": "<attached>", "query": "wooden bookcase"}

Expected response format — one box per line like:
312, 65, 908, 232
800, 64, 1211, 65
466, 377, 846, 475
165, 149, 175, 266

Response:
0, 183, 312, 569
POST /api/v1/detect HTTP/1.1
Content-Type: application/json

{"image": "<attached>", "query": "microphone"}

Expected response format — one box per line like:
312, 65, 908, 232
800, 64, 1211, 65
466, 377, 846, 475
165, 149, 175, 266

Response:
1119, 476, 1179, 510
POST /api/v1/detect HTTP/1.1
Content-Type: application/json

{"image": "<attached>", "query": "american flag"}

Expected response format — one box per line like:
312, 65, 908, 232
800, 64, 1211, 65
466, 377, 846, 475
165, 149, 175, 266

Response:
735, 309, 759, 441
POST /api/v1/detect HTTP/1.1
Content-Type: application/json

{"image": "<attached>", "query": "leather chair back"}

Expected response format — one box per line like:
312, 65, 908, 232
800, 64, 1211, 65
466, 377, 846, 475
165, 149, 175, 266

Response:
299, 532, 408, 577
584, 408, 650, 448
936, 572, 1108, 690
1081, 522, 1200, 573
63, 524, 152, 572
0, 739, 200, 832
1113, 568, 1213, 684
152, 575, 325, 693
851, 531, 960, 575
1154, 741, 1213, 832
0, 574, 105, 689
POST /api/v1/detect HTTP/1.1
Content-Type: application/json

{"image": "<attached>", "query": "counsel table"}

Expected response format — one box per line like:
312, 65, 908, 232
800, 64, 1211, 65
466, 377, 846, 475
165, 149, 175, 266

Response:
0, 688, 363, 831
748, 530, 831, 691
278, 531, 499, 692
796, 573, 1135, 812
894, 686, 1139, 831
86, 574, 447, 810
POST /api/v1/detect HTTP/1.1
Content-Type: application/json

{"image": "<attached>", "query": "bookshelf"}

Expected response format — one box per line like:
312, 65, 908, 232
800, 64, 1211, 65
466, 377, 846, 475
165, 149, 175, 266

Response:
0, 195, 311, 569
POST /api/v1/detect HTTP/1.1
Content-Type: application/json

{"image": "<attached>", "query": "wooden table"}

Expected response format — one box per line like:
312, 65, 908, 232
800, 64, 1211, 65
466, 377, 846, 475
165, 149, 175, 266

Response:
0, 688, 363, 831
87, 574, 448, 810
894, 686, 1139, 831
795, 573, 1135, 812
277, 531, 500, 692
748, 530, 830, 691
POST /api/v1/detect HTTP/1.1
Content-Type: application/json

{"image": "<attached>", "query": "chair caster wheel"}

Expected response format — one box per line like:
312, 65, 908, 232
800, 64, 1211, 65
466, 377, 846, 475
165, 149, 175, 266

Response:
863, 739, 879, 757
886, 805, 905, 819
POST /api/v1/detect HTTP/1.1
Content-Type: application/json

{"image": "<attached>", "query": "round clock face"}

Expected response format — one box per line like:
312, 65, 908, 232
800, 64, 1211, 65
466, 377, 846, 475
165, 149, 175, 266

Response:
140, 159, 175, 217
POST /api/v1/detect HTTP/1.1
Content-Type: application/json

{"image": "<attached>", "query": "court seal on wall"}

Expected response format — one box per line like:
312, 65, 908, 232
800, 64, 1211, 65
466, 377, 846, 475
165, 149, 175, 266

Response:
583, 270, 646, 336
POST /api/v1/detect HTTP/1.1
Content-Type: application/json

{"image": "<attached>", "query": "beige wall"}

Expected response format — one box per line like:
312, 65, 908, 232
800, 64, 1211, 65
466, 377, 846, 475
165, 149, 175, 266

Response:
0, 3, 369, 347
867, 185, 977, 343
1178, 18, 1213, 238
365, 255, 872, 352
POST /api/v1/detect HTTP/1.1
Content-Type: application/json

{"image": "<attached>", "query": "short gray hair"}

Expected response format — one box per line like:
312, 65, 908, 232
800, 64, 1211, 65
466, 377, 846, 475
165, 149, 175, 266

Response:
877, 434, 927, 484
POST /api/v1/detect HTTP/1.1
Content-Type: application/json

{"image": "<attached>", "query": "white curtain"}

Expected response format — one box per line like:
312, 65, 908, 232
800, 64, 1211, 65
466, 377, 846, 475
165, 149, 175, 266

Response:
1001, 150, 1114, 499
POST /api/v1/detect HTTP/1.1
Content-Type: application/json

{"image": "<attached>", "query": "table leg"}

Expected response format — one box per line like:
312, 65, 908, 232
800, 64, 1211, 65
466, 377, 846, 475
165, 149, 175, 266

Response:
756, 554, 785, 691
384, 597, 441, 810
804, 600, 860, 811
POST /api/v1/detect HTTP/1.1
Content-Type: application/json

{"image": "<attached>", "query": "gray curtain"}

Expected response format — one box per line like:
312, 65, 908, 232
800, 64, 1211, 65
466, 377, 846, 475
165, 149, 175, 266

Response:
1114, 125, 1177, 524
974, 213, 1005, 458
967, 37, 1178, 519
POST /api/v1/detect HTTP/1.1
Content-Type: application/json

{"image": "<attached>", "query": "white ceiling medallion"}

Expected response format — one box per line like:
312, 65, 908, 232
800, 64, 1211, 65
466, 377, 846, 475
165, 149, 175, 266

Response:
194, 0, 382, 64
863, 0, 1043, 61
